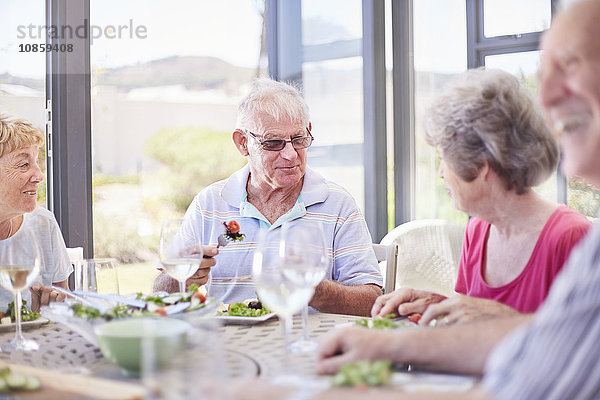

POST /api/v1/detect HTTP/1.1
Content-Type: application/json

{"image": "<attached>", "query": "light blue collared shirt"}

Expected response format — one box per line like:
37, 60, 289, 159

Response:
182, 164, 383, 305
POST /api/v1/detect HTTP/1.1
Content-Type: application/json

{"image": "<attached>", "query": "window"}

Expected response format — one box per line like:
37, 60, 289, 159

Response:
46, 0, 580, 273
301, 0, 365, 211
413, 0, 468, 224
90, 0, 265, 293
483, 0, 550, 37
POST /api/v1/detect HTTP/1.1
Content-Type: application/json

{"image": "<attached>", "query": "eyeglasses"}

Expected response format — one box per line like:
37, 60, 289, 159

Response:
244, 128, 314, 151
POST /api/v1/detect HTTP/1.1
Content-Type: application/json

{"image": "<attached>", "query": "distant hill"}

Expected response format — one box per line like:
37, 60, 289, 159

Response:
2, 56, 454, 96
92, 56, 256, 91
1, 56, 257, 92
0, 73, 44, 91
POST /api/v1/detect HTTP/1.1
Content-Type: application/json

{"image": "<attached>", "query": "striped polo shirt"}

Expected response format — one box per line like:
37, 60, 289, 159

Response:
483, 218, 600, 399
181, 164, 383, 305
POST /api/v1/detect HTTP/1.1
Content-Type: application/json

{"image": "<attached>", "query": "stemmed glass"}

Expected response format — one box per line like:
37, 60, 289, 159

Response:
0, 229, 42, 352
159, 219, 203, 294
283, 220, 328, 353
252, 226, 318, 384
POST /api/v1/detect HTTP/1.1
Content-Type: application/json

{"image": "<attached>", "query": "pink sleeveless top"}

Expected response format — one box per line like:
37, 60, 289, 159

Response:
455, 205, 591, 312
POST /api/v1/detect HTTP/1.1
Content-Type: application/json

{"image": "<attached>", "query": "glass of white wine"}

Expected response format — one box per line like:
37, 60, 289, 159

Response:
0, 229, 42, 352
252, 228, 316, 385
159, 219, 203, 294
282, 220, 328, 353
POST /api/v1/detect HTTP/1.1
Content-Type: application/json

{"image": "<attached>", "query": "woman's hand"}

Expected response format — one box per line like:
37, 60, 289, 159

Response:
29, 282, 68, 312
371, 287, 447, 318
419, 294, 520, 326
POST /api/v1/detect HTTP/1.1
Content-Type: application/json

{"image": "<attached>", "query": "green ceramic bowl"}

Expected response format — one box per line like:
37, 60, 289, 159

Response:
94, 318, 190, 377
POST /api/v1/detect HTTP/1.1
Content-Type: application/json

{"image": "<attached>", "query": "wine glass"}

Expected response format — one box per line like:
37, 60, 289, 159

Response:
75, 258, 120, 294
252, 228, 316, 384
0, 229, 42, 352
282, 220, 328, 353
159, 219, 203, 294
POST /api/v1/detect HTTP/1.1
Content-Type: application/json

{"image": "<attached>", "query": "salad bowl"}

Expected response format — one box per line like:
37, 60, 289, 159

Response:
94, 318, 190, 377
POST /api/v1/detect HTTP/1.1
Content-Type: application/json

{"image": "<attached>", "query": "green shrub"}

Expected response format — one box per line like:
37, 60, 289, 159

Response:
144, 126, 246, 212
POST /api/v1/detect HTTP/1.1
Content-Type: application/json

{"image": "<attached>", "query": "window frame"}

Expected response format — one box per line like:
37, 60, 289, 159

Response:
46, 0, 94, 258
45, 0, 561, 254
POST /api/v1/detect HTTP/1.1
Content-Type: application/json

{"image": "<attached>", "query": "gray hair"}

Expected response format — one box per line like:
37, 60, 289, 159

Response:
236, 78, 310, 133
424, 68, 558, 194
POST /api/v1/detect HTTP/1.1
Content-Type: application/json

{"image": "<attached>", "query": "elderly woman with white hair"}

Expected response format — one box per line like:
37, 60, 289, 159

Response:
0, 114, 71, 311
373, 68, 590, 325
154, 78, 383, 316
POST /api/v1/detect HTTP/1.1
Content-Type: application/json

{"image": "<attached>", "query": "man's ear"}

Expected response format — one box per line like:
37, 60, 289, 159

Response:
232, 129, 249, 156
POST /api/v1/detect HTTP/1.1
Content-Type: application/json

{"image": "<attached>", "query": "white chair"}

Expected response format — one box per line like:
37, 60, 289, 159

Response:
380, 219, 466, 297
66, 247, 83, 290
372, 243, 398, 294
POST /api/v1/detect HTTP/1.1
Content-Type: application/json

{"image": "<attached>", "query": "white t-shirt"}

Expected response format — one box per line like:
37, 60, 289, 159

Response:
0, 207, 73, 310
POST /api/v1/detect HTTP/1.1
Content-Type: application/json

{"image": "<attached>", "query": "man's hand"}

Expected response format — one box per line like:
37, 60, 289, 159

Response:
29, 282, 68, 312
316, 326, 396, 375
154, 245, 218, 293
371, 287, 447, 318
419, 294, 519, 326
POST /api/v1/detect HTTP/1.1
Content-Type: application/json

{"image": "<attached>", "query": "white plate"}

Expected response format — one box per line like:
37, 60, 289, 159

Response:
0, 317, 49, 332
336, 317, 416, 329
392, 371, 477, 392
214, 312, 277, 325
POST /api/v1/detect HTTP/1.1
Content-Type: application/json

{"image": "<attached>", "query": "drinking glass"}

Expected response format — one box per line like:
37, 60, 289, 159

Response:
75, 258, 120, 294
159, 219, 203, 294
142, 318, 227, 400
0, 229, 42, 352
252, 228, 316, 384
282, 220, 328, 353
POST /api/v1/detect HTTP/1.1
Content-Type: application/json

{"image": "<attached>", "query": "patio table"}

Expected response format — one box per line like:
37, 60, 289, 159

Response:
0, 313, 362, 398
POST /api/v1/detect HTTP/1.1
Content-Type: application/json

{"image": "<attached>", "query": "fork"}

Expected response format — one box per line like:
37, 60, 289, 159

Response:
52, 286, 109, 314
203, 234, 228, 258
216, 234, 228, 248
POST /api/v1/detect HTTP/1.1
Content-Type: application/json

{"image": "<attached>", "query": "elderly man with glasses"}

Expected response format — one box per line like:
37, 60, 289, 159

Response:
154, 78, 382, 316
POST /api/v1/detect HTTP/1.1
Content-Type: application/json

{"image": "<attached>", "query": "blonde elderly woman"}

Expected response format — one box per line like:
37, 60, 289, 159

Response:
372, 68, 590, 326
154, 78, 383, 316
0, 114, 71, 311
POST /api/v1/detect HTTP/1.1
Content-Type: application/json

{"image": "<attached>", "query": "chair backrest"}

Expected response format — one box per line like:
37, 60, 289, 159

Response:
66, 247, 83, 290
372, 243, 398, 294
380, 219, 465, 297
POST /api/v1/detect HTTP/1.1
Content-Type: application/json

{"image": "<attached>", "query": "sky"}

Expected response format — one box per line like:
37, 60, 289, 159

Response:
0, 0, 550, 79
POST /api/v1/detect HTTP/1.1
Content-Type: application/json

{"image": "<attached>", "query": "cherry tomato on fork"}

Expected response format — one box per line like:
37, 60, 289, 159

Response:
226, 221, 240, 234
193, 292, 206, 303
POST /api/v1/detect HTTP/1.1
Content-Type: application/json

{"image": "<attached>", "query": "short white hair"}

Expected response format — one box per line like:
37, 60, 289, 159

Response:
236, 78, 310, 133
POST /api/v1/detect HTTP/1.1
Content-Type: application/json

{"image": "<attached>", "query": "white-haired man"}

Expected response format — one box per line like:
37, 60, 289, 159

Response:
154, 78, 383, 316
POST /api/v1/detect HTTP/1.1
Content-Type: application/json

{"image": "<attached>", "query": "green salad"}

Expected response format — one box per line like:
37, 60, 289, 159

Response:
0, 367, 41, 393
70, 284, 208, 320
355, 314, 403, 329
332, 360, 392, 387
1, 300, 41, 323
219, 300, 271, 317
